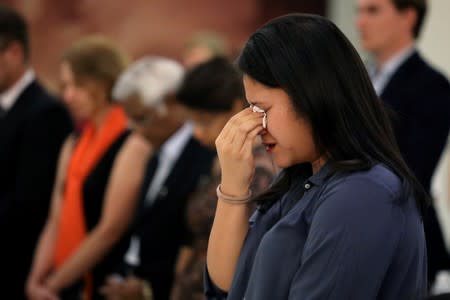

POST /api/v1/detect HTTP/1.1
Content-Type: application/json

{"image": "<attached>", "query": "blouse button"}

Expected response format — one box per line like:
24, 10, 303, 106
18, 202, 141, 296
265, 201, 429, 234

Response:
304, 183, 311, 190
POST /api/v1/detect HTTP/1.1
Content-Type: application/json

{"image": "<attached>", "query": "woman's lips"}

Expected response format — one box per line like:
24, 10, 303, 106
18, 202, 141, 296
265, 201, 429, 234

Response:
262, 142, 276, 152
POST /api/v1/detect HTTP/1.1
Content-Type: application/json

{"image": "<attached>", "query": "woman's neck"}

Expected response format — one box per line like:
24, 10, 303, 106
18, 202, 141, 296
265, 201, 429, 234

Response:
311, 156, 327, 174
91, 105, 113, 130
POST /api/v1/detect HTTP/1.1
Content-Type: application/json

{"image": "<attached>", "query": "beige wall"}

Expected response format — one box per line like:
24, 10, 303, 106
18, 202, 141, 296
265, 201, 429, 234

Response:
327, 0, 450, 78
6, 0, 262, 91
3, 0, 325, 92
417, 0, 450, 78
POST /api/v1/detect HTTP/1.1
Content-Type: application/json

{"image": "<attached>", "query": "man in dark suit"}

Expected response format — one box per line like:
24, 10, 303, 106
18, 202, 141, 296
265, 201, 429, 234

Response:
357, 0, 450, 287
101, 121, 215, 300
133, 132, 215, 299
0, 5, 73, 299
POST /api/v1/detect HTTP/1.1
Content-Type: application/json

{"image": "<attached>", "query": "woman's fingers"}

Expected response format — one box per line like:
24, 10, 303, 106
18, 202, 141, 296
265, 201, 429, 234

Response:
217, 107, 265, 194
240, 124, 263, 159
217, 107, 264, 153
228, 114, 263, 152
218, 108, 256, 140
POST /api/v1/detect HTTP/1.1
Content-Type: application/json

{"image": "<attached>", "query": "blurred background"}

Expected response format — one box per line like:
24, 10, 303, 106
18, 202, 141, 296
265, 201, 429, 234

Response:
1, 0, 449, 92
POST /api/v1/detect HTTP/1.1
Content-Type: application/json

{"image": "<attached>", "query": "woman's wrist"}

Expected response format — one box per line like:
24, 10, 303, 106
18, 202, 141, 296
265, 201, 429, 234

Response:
217, 184, 252, 204
45, 273, 61, 294
219, 180, 251, 196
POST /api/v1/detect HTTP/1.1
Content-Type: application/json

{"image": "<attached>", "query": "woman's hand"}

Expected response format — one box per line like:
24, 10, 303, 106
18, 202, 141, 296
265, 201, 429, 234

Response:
215, 107, 264, 197
120, 277, 147, 300
99, 275, 124, 300
26, 278, 59, 300
100, 275, 149, 300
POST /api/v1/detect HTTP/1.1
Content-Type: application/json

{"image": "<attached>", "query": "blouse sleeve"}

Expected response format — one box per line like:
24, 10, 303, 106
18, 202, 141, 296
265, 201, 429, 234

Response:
204, 265, 228, 300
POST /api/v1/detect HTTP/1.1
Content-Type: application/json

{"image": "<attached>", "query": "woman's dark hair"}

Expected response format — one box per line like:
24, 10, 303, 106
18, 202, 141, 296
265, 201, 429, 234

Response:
238, 13, 428, 216
176, 56, 244, 112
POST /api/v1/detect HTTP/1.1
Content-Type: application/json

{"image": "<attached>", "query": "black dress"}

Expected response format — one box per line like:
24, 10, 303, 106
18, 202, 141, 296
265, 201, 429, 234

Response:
60, 129, 132, 300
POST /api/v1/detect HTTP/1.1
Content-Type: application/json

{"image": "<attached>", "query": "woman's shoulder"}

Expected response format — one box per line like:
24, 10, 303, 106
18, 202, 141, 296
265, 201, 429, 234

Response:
60, 133, 79, 160
330, 164, 402, 198
63, 132, 78, 149
125, 131, 152, 153
314, 164, 404, 214
304, 164, 410, 230
114, 131, 153, 165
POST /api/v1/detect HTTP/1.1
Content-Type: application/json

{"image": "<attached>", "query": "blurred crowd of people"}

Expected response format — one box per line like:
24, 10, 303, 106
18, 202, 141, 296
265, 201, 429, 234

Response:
0, 0, 449, 299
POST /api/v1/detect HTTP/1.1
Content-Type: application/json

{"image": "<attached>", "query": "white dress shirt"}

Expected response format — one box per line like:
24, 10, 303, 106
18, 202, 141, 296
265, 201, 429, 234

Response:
0, 69, 35, 112
368, 46, 415, 96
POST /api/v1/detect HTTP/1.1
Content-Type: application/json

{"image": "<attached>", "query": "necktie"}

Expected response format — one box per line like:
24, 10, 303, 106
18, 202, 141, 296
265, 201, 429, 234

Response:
144, 151, 161, 205
134, 151, 160, 225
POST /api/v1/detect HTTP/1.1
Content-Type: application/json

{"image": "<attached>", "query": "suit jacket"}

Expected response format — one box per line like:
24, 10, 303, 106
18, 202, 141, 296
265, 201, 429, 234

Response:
132, 136, 215, 299
381, 51, 450, 192
380, 51, 450, 284
0, 80, 73, 299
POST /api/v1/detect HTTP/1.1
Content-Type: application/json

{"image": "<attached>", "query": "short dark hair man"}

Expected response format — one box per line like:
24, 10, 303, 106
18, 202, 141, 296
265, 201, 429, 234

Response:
357, 0, 450, 287
0, 4, 72, 299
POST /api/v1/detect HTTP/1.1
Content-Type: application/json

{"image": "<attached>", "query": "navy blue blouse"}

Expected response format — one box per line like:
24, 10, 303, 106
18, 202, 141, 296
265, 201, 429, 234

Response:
205, 164, 427, 299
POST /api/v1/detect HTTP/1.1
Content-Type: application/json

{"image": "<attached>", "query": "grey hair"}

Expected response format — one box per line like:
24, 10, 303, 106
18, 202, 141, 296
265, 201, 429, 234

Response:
112, 56, 184, 114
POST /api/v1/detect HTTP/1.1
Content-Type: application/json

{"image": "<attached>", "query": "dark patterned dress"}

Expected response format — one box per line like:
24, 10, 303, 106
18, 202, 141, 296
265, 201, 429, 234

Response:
171, 146, 277, 300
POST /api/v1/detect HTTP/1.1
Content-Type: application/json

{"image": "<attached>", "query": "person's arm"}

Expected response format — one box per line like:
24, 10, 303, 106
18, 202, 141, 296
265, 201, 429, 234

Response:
26, 135, 75, 299
287, 178, 409, 299
206, 108, 264, 291
100, 275, 149, 300
45, 133, 152, 292
174, 246, 195, 279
